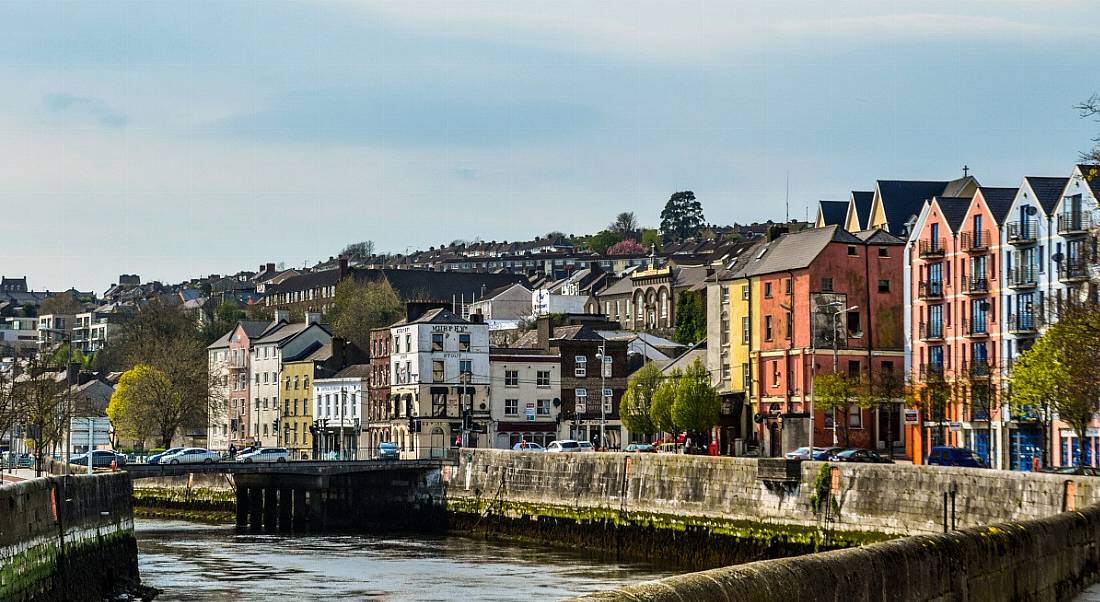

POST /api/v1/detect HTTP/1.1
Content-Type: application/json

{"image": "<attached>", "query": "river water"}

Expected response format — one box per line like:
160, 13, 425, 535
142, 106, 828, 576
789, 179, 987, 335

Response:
136, 519, 676, 601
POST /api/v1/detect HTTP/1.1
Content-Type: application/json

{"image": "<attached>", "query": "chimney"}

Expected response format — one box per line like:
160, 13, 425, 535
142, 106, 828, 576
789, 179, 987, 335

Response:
536, 316, 552, 351
469, 312, 484, 324
305, 311, 321, 325
259, 264, 266, 273
338, 256, 349, 278
274, 309, 290, 324
266, 263, 275, 273
766, 224, 789, 242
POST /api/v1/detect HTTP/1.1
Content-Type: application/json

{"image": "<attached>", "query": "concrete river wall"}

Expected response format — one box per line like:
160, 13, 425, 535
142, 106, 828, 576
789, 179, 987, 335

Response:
0, 472, 140, 601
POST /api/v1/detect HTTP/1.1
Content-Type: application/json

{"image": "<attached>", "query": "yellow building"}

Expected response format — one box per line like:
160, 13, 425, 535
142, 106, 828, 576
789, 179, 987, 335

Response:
279, 344, 331, 459
707, 253, 757, 455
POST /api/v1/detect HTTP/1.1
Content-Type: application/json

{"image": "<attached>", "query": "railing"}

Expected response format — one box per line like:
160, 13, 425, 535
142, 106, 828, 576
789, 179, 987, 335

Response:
1008, 266, 1038, 288
918, 281, 944, 300
918, 238, 947, 258
1006, 221, 1037, 244
960, 230, 989, 252
918, 363, 945, 383
965, 277, 989, 294
1058, 259, 1090, 282
962, 360, 991, 380
1057, 212, 1093, 235
918, 321, 944, 341
1007, 313, 1037, 334
962, 317, 989, 337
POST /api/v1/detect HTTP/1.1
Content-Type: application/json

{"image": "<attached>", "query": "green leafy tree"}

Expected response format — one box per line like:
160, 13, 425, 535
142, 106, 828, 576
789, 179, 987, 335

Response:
640, 229, 663, 253
39, 291, 85, 316
659, 191, 705, 242
586, 230, 624, 255
671, 358, 720, 438
813, 371, 869, 448
621, 362, 661, 437
325, 279, 402, 353
650, 369, 679, 440
107, 363, 170, 450
674, 291, 706, 344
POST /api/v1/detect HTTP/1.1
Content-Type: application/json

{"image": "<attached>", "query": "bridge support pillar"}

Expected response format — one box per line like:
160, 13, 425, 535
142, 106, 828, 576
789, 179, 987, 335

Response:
262, 487, 279, 531
278, 488, 293, 531
247, 486, 263, 531
307, 490, 325, 530
293, 489, 307, 531
235, 486, 250, 529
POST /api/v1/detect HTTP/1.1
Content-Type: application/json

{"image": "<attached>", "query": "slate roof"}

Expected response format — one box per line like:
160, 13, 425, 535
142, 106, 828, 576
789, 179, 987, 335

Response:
853, 229, 905, 245
333, 364, 371, 379
851, 191, 874, 230
876, 180, 953, 235
934, 197, 973, 232
737, 225, 862, 278
977, 186, 1018, 224
817, 200, 850, 227
1024, 176, 1070, 214
398, 307, 468, 326
253, 321, 330, 346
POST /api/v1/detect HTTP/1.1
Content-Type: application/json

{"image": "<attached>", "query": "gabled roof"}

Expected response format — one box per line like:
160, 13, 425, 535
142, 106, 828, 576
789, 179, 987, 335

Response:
976, 186, 1018, 224
399, 307, 468, 326
552, 324, 606, 341
875, 180, 954, 234
851, 191, 874, 230
333, 364, 371, 379
817, 200, 850, 227
853, 229, 905, 245
1024, 176, 1070, 214
932, 197, 973, 232
738, 225, 862, 277
254, 321, 330, 346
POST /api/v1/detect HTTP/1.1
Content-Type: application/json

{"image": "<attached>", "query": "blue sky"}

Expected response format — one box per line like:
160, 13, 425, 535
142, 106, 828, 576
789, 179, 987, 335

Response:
2, 1, 1097, 292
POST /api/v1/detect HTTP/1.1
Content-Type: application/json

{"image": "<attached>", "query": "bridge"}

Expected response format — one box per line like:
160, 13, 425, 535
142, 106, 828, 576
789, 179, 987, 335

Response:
124, 459, 451, 532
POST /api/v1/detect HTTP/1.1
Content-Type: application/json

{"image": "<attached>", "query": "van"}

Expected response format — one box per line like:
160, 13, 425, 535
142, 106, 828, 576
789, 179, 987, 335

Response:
927, 446, 988, 468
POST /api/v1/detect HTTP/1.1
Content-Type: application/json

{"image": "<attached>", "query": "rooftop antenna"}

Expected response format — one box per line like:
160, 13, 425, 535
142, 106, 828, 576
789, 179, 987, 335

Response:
785, 171, 790, 222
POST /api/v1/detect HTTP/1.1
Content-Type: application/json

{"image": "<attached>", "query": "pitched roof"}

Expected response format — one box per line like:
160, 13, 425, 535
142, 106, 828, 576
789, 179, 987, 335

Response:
254, 321, 330, 346
738, 225, 862, 277
817, 200, 850, 227
876, 180, 953, 234
1024, 176, 1070, 214
853, 229, 905, 244
933, 197, 973, 232
851, 191, 874, 230
976, 186, 1018, 224
333, 364, 371, 379
401, 307, 468, 326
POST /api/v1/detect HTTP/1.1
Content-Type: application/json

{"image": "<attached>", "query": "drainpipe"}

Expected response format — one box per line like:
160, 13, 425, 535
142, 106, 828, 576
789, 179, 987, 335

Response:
864, 241, 876, 450
786, 270, 797, 448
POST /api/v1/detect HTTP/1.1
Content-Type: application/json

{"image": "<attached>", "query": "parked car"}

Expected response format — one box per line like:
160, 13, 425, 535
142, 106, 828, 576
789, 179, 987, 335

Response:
830, 449, 894, 464
161, 448, 219, 465
377, 442, 399, 460
578, 441, 595, 452
813, 447, 845, 460
546, 440, 582, 452
238, 447, 289, 463
625, 443, 655, 453
70, 450, 127, 468
2, 452, 33, 468
511, 441, 545, 451
146, 448, 184, 465
1040, 466, 1100, 477
926, 446, 988, 468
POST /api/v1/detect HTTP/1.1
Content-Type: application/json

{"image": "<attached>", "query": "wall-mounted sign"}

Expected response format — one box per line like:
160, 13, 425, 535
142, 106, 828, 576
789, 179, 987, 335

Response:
904, 409, 919, 425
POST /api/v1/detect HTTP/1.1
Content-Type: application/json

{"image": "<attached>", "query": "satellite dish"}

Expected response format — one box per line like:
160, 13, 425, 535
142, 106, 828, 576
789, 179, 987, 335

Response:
1025, 206, 1038, 216
979, 301, 990, 311
1052, 252, 1065, 263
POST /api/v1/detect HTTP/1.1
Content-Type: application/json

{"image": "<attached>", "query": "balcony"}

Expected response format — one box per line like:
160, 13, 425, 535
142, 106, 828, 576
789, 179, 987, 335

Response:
1058, 259, 1090, 283
964, 277, 990, 295
918, 321, 944, 342
962, 360, 992, 380
962, 318, 989, 338
918, 281, 944, 300
1057, 212, 1093, 236
918, 363, 945, 383
1006, 221, 1037, 246
918, 238, 947, 259
1008, 266, 1038, 289
1007, 313, 1037, 335
960, 230, 989, 253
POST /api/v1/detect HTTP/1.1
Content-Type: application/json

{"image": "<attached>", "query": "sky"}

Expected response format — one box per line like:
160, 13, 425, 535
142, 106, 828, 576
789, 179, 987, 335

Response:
2, 0, 1098, 293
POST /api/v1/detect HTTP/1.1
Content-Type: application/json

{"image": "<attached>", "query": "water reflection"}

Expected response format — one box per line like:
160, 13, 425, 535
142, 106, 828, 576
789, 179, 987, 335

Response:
136, 519, 674, 601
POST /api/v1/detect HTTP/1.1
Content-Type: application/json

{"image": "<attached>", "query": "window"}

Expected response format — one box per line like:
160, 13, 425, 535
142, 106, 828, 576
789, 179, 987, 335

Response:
394, 336, 400, 353
432, 333, 444, 351
878, 246, 889, 258
602, 355, 612, 377
741, 316, 750, 344
824, 409, 835, 429
575, 388, 588, 412
537, 399, 551, 415
405, 334, 411, 351
285, 377, 291, 390
849, 405, 863, 429
505, 370, 519, 387
764, 315, 774, 341
432, 360, 444, 382
255, 373, 260, 385
785, 311, 792, 339
575, 355, 587, 377
742, 364, 751, 390
764, 282, 773, 298
721, 286, 730, 304
821, 277, 833, 292
459, 360, 472, 376
603, 388, 613, 413
847, 245, 858, 256
294, 375, 300, 389
848, 360, 861, 382
847, 311, 861, 337
771, 360, 780, 388
742, 285, 750, 300
263, 372, 269, 384
878, 279, 890, 293
784, 278, 792, 294
459, 334, 471, 352
536, 370, 551, 387
505, 399, 518, 415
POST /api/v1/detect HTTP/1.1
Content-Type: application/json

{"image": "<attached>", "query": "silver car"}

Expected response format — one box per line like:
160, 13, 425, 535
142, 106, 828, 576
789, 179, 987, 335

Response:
238, 447, 289, 463
162, 448, 220, 465
546, 440, 582, 452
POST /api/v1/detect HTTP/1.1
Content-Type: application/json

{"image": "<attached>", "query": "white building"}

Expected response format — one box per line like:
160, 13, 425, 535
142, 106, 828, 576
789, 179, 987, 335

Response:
532, 289, 588, 316
1, 316, 38, 357
469, 283, 533, 321
389, 307, 489, 459
313, 365, 369, 459
37, 314, 74, 350
249, 311, 330, 447
489, 348, 561, 449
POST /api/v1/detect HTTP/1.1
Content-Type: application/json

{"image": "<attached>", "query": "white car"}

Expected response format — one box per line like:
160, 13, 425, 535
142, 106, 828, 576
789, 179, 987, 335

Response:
162, 448, 220, 465
546, 440, 582, 453
238, 447, 290, 463
578, 441, 595, 452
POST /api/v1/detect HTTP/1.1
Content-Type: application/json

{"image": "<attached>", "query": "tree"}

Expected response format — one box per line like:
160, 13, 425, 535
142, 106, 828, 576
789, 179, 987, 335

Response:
609, 212, 640, 238
659, 191, 705, 242
201, 302, 246, 344
640, 229, 663, 253
813, 371, 868, 448
325, 278, 403, 353
650, 369, 679, 440
340, 240, 376, 263
621, 362, 661, 437
1077, 94, 1100, 163
9, 358, 69, 475
671, 358, 720, 440
39, 291, 84, 316
606, 239, 645, 256
674, 291, 706, 345
586, 230, 624, 255
107, 363, 168, 449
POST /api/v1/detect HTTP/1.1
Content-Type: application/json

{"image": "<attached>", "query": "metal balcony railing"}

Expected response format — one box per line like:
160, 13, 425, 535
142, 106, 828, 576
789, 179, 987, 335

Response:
918, 321, 944, 341
962, 317, 989, 338
964, 276, 989, 294
960, 230, 989, 252
919, 363, 945, 383
1007, 313, 1037, 334
919, 238, 947, 258
1057, 212, 1093, 235
1006, 221, 1037, 245
1058, 259, 1090, 282
1008, 266, 1038, 288
918, 280, 944, 300
962, 360, 991, 380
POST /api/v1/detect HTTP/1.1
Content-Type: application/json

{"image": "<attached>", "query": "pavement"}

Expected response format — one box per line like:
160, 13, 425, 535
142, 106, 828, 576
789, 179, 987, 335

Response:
1078, 583, 1100, 601
0, 468, 40, 484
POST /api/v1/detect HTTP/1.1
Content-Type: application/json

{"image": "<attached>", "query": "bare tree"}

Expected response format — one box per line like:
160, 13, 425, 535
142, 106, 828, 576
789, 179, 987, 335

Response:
340, 240, 376, 263
609, 212, 640, 238
1077, 94, 1100, 163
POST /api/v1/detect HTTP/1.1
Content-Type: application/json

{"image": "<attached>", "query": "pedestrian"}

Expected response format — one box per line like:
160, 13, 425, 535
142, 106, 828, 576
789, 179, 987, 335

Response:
228, 444, 237, 459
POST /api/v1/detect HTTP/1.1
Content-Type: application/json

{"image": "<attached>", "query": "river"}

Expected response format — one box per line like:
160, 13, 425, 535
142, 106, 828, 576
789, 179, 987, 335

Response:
136, 519, 676, 601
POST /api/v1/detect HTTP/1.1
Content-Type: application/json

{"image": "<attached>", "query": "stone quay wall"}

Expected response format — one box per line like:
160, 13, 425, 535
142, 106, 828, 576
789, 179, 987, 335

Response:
0, 472, 139, 601
450, 450, 1100, 537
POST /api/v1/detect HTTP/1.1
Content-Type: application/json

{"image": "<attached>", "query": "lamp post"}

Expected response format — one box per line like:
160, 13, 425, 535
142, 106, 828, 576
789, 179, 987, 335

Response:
828, 302, 858, 447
